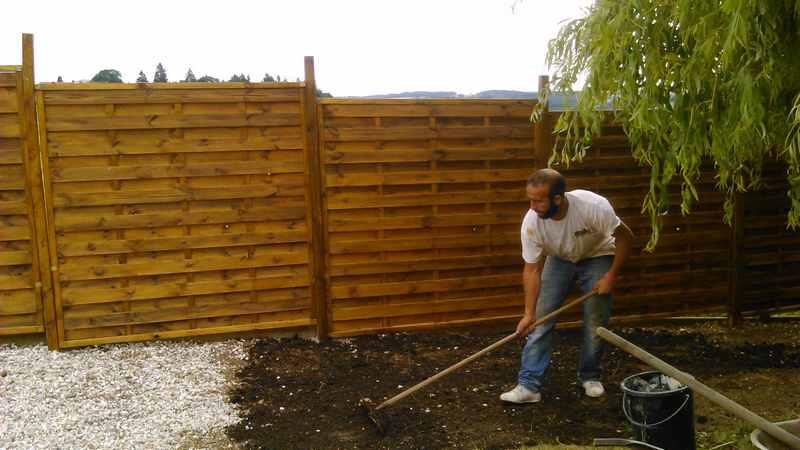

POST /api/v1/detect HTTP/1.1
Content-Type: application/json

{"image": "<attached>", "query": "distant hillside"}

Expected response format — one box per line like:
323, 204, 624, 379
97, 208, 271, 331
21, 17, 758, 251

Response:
359, 91, 461, 99
475, 90, 537, 99
348, 91, 612, 111
358, 90, 537, 99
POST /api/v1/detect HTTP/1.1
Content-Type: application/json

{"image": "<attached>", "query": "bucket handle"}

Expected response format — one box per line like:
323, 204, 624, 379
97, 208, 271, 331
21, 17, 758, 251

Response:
623, 393, 691, 429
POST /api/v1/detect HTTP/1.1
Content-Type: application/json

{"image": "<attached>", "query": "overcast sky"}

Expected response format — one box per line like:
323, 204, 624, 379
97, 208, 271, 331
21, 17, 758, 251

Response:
0, 0, 592, 97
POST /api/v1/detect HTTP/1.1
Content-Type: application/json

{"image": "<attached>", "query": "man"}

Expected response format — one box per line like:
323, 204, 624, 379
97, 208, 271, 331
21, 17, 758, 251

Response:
500, 168, 633, 403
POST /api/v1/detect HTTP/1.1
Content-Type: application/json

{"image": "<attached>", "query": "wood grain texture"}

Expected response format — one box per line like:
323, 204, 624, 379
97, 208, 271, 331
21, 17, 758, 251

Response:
36, 83, 315, 347
7, 74, 794, 347
0, 38, 52, 343
319, 100, 744, 336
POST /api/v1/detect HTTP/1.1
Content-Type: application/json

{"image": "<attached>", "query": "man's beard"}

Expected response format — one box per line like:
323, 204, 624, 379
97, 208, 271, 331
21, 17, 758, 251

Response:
539, 201, 559, 219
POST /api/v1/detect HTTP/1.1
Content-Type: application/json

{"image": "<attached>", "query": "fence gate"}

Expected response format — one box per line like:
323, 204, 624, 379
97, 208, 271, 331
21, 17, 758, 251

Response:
35, 82, 319, 348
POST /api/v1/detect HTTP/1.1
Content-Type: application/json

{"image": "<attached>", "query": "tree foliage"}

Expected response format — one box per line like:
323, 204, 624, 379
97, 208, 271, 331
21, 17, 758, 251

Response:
90, 69, 123, 83
541, 0, 800, 250
153, 63, 168, 83
197, 75, 220, 83
183, 68, 197, 82
228, 73, 250, 82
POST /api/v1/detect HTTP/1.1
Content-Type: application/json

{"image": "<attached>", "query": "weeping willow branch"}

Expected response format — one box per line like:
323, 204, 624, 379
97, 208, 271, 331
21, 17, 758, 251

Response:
539, 0, 800, 251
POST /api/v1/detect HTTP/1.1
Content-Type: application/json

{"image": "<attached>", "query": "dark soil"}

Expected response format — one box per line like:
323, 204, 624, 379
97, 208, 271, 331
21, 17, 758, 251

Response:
226, 322, 800, 449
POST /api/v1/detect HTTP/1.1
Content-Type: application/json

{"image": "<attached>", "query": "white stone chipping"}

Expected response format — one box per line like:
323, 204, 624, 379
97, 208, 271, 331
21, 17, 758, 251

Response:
0, 339, 249, 449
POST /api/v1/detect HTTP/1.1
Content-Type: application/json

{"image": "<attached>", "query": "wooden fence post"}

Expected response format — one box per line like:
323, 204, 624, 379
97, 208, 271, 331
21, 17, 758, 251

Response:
302, 56, 329, 340
19, 34, 59, 349
727, 192, 744, 326
533, 75, 554, 165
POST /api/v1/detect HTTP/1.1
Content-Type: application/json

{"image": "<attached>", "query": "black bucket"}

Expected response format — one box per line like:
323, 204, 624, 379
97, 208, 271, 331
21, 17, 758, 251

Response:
621, 371, 695, 450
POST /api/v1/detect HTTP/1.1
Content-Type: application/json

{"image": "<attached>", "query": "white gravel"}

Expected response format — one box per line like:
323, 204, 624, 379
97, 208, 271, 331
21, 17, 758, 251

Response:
0, 339, 250, 449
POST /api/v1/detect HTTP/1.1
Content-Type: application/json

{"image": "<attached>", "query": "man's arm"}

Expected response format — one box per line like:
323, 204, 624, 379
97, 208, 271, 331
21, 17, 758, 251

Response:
594, 220, 634, 294
516, 258, 546, 335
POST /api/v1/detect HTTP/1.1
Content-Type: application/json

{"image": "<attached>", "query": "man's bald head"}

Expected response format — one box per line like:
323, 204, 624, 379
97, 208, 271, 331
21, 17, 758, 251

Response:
527, 168, 566, 199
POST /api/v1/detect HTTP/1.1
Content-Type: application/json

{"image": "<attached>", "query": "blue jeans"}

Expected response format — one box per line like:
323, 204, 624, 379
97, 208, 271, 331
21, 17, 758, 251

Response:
518, 255, 613, 392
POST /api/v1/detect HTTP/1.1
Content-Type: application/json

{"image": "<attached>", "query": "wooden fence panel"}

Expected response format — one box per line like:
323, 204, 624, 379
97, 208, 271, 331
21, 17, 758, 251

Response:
0, 66, 50, 338
319, 101, 733, 336
320, 99, 537, 336
4, 48, 794, 347
36, 82, 316, 347
739, 166, 800, 314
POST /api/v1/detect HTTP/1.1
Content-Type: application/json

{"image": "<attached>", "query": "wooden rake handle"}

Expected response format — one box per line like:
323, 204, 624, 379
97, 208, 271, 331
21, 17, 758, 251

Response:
374, 290, 598, 411
597, 327, 800, 449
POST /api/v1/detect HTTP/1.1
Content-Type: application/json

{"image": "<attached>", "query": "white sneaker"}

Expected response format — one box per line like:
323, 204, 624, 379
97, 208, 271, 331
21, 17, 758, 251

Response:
583, 380, 605, 397
500, 385, 541, 404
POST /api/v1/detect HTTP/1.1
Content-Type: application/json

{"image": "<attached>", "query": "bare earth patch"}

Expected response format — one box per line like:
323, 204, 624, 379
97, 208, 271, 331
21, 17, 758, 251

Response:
226, 321, 800, 449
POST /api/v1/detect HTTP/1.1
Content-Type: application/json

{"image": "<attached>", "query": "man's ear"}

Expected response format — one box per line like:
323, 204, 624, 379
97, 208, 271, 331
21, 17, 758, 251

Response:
552, 194, 563, 206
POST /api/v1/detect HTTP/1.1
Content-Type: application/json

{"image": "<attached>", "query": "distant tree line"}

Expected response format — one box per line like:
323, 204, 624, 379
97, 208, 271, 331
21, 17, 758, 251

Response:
80, 63, 332, 97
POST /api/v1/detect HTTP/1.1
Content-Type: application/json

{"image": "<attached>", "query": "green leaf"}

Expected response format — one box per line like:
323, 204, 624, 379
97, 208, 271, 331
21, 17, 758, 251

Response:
543, 0, 800, 248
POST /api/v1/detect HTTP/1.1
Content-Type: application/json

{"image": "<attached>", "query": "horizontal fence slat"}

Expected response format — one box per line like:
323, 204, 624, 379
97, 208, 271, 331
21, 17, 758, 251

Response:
323, 125, 533, 142
42, 88, 302, 105
0, 114, 21, 137
0, 325, 43, 335
0, 250, 32, 265
0, 88, 19, 113
330, 274, 519, 300
46, 112, 302, 132
328, 189, 527, 209
326, 168, 534, 187
54, 184, 279, 207
0, 271, 33, 290
0, 290, 38, 315
0, 200, 34, 216
56, 205, 306, 232
64, 298, 310, 330
0, 73, 18, 87
746, 251, 800, 266
0, 151, 23, 165
328, 253, 521, 277
59, 231, 308, 257
63, 277, 310, 306
59, 318, 314, 348
48, 136, 305, 157
0, 226, 31, 241
329, 232, 518, 254
52, 160, 305, 182
324, 147, 535, 164
37, 82, 303, 91
59, 251, 309, 281
334, 294, 521, 321
323, 102, 535, 118
328, 211, 522, 232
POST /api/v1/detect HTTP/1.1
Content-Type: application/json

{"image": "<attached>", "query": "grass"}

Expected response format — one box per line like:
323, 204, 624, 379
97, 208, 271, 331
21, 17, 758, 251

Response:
696, 427, 754, 450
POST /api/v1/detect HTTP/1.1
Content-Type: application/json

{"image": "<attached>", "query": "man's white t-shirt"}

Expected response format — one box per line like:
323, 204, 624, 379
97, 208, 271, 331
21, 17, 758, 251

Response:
521, 189, 621, 264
